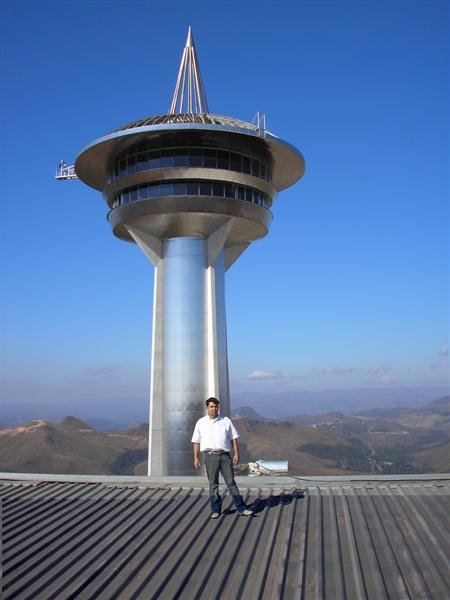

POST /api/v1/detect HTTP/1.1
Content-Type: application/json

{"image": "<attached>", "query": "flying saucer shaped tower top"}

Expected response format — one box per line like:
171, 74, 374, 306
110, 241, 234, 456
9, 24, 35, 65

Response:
75, 29, 305, 476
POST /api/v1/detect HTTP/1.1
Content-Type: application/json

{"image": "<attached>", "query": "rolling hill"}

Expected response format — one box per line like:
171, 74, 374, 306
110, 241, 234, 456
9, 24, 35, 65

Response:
0, 417, 147, 475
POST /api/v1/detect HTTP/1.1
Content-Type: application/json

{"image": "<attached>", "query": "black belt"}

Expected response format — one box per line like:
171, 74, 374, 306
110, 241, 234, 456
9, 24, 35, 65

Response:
205, 450, 229, 455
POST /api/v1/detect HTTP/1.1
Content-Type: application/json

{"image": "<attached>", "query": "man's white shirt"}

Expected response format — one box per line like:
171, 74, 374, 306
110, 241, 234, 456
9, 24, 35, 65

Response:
191, 415, 239, 452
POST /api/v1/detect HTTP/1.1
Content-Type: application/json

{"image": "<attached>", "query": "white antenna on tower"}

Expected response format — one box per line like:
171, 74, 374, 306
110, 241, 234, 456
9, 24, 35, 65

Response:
169, 27, 209, 115
251, 111, 267, 137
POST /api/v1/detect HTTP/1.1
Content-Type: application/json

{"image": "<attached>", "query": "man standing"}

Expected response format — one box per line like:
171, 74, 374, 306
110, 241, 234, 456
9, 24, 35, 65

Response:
191, 397, 253, 519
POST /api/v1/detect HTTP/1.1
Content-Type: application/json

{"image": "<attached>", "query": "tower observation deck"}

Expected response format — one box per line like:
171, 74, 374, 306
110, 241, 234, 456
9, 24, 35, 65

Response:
75, 28, 305, 476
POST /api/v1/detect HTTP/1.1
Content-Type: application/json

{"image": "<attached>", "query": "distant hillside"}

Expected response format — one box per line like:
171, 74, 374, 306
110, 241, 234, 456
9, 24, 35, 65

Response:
291, 400, 449, 473
357, 396, 450, 420
0, 415, 373, 476
59, 416, 95, 431
233, 418, 373, 475
1, 399, 448, 476
231, 406, 271, 421
118, 423, 149, 438
0, 418, 148, 475
414, 439, 450, 472
429, 396, 450, 409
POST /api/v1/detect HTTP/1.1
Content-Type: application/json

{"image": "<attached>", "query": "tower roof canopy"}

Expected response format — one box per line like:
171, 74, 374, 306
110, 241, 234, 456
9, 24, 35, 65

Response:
169, 27, 209, 115
113, 113, 259, 132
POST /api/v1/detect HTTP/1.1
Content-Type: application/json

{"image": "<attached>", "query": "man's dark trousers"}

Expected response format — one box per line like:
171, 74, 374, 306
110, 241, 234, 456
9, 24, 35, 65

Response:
204, 452, 246, 514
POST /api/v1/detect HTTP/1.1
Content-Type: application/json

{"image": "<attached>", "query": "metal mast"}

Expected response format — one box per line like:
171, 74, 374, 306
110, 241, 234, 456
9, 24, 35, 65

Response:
169, 26, 209, 114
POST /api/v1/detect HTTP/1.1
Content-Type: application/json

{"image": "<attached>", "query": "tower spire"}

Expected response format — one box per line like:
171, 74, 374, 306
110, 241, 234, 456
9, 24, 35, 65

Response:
169, 27, 209, 115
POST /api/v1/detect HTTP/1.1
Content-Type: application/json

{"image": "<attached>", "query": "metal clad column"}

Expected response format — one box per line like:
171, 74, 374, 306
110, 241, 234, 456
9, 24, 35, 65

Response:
163, 237, 207, 475
206, 249, 230, 416
148, 262, 165, 475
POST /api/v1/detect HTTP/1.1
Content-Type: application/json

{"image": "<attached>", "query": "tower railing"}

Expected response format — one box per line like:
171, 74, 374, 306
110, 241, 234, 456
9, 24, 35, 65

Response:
55, 162, 78, 180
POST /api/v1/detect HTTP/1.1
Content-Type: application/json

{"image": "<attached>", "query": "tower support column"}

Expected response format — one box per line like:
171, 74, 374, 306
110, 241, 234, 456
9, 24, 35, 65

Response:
128, 229, 230, 475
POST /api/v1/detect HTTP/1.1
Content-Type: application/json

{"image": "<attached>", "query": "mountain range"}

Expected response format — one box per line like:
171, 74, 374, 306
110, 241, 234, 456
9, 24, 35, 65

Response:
1, 397, 448, 476
3, 387, 447, 430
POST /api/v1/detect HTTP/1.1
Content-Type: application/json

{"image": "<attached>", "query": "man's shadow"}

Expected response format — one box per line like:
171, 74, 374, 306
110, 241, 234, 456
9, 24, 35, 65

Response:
223, 489, 305, 515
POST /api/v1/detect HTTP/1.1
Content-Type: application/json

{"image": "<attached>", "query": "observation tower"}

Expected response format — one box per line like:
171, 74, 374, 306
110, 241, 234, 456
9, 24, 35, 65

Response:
75, 28, 305, 475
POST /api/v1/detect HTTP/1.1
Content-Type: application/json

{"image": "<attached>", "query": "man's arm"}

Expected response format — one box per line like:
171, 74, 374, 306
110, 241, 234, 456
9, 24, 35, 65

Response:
193, 443, 201, 469
232, 438, 240, 466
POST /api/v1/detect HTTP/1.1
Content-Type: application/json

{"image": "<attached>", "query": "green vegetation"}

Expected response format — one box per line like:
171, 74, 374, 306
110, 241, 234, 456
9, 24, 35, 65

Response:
375, 448, 418, 474
110, 449, 148, 475
297, 440, 371, 472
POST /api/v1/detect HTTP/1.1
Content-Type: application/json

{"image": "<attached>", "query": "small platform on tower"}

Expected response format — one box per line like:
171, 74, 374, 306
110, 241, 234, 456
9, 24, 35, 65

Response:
55, 161, 77, 180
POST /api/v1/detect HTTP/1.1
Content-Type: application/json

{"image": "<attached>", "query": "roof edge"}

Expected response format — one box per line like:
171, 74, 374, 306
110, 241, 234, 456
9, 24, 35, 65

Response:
2, 472, 449, 486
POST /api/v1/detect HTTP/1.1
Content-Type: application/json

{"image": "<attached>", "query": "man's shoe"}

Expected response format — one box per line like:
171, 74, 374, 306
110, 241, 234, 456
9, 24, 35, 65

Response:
211, 512, 220, 519
238, 508, 253, 516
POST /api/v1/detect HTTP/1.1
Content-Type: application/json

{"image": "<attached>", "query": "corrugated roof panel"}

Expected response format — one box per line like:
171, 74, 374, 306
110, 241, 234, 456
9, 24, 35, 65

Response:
1, 478, 449, 599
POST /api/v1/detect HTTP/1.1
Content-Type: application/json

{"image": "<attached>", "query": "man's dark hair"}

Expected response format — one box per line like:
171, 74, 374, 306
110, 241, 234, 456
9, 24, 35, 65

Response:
205, 397, 219, 406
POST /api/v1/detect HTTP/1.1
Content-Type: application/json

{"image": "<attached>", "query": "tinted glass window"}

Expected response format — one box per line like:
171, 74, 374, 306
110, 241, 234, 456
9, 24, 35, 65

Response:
127, 156, 136, 173
173, 182, 186, 195
203, 150, 216, 168
224, 183, 234, 198
199, 181, 212, 195
148, 151, 160, 169
230, 153, 241, 171
160, 182, 172, 195
114, 147, 269, 183
138, 186, 149, 200
160, 150, 174, 167
213, 182, 223, 196
217, 151, 229, 169
186, 181, 199, 195
174, 150, 189, 167
189, 149, 203, 167
136, 153, 148, 171
114, 180, 267, 207
149, 184, 160, 197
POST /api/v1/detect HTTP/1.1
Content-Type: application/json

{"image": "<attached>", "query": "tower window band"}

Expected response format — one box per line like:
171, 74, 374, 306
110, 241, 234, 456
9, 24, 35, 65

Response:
112, 180, 271, 209
109, 147, 272, 183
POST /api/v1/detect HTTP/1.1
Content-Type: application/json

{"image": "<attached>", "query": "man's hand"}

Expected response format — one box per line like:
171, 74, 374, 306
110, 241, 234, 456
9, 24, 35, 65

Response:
232, 438, 240, 466
193, 443, 201, 469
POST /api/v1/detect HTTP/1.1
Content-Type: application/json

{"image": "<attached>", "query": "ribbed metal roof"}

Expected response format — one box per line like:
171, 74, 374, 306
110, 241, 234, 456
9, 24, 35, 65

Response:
2, 475, 449, 599
112, 112, 263, 134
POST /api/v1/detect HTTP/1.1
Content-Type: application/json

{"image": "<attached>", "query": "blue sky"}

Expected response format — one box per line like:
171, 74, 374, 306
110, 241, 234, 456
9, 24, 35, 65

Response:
1, 1, 448, 415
